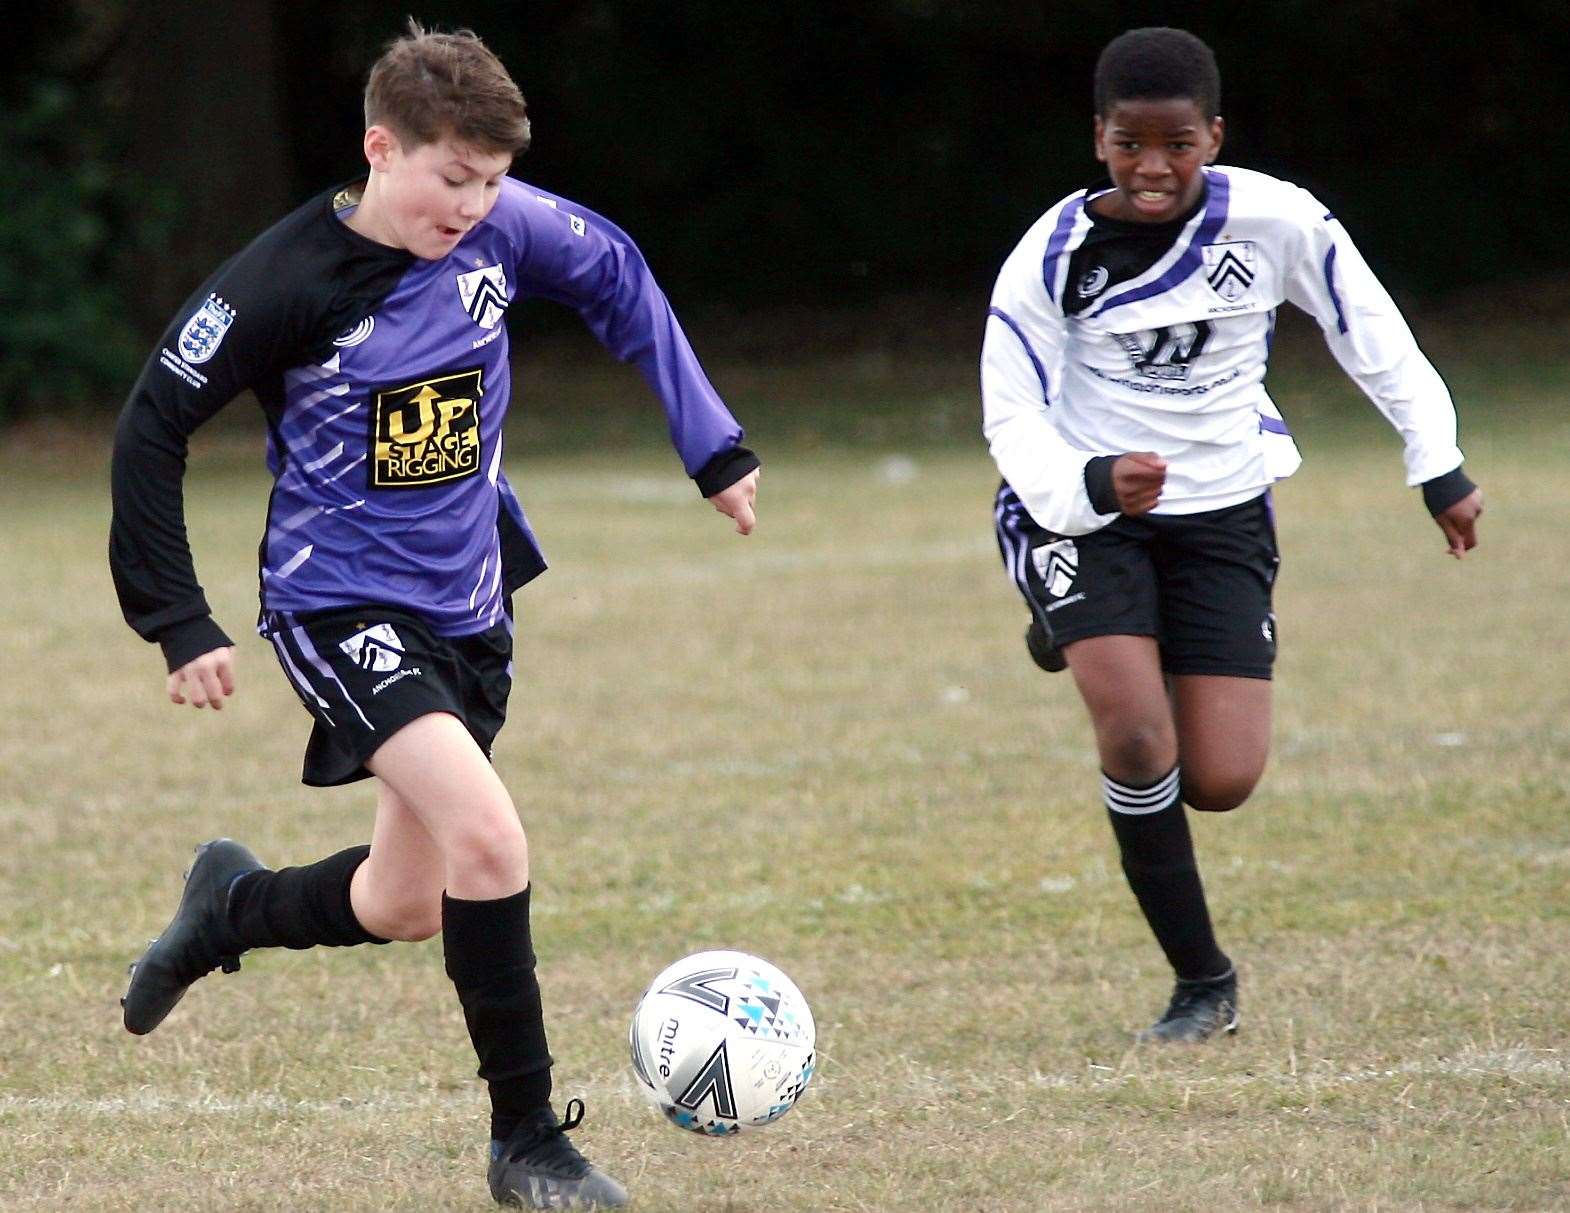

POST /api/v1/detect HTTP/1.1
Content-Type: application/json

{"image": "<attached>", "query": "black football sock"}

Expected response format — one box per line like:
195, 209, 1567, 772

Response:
226, 845, 389, 950
443, 888, 554, 1141
1104, 767, 1230, 982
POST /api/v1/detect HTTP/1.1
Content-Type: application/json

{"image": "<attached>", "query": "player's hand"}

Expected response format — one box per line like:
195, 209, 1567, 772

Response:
708, 468, 759, 535
1435, 487, 1483, 559
167, 647, 237, 710
1112, 452, 1167, 516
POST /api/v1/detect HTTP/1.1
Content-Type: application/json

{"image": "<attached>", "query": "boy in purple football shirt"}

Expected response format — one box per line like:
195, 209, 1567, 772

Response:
111, 22, 758, 1209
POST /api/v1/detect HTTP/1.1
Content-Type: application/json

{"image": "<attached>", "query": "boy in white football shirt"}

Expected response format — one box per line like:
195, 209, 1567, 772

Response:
983, 27, 1482, 1041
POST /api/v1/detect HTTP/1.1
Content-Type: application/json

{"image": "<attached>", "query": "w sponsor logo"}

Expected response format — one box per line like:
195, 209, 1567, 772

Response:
1203, 241, 1257, 302
1031, 539, 1079, 598
456, 263, 509, 330
338, 623, 405, 673
1114, 321, 1212, 381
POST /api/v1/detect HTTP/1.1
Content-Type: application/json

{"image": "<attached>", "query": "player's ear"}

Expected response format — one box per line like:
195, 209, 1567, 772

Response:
1092, 114, 1107, 163
363, 124, 399, 173
1207, 115, 1225, 162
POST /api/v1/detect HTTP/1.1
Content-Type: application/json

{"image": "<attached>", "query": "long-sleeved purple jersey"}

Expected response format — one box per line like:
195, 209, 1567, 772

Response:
111, 178, 757, 670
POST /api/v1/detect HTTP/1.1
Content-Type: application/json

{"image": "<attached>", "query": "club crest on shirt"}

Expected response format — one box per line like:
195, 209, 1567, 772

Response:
368, 367, 483, 489
456, 263, 509, 329
1031, 539, 1079, 598
176, 293, 237, 364
1203, 241, 1257, 302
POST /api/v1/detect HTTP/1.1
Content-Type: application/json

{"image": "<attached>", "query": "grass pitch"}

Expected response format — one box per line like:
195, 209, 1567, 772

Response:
2, 344, 1569, 1210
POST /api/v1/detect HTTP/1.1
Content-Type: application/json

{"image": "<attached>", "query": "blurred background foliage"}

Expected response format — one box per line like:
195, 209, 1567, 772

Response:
2, 0, 1567, 422
0, 83, 153, 412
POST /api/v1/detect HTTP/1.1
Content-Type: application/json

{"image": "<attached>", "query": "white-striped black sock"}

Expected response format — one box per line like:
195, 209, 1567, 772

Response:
1103, 766, 1182, 816
1103, 766, 1229, 981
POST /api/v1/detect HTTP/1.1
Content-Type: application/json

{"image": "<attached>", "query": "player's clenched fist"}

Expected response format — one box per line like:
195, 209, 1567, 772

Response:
1112, 451, 1167, 516
167, 646, 236, 710
1436, 487, 1483, 559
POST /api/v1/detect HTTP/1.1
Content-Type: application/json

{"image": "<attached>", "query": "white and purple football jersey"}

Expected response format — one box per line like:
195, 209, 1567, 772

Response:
982, 165, 1463, 535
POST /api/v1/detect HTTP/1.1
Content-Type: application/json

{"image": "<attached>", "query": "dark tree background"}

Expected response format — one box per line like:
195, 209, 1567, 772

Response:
4, 0, 1566, 415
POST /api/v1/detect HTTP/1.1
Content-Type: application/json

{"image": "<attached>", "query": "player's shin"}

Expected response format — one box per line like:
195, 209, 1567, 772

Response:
1103, 767, 1230, 982
227, 845, 391, 951
443, 888, 554, 1141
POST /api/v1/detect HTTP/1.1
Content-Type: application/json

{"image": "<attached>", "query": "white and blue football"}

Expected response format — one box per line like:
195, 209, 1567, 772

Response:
629, 950, 816, 1135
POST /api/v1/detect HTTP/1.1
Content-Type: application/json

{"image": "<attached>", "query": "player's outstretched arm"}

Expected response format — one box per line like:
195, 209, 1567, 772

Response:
1434, 487, 1483, 559
166, 646, 237, 710
503, 187, 754, 492
708, 469, 758, 535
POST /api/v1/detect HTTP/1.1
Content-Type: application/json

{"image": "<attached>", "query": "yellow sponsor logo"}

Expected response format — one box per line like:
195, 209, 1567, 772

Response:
369, 368, 483, 488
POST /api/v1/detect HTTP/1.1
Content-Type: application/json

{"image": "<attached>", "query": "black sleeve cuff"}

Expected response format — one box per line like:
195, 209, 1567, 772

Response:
694, 445, 760, 498
157, 615, 235, 673
1084, 455, 1120, 515
1421, 465, 1475, 517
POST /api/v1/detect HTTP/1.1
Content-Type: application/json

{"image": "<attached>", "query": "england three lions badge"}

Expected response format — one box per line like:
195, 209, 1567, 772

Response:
1203, 242, 1256, 303
176, 293, 237, 364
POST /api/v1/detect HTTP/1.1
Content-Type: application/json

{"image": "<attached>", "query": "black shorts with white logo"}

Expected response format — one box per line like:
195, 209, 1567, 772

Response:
994, 482, 1280, 680
264, 603, 513, 787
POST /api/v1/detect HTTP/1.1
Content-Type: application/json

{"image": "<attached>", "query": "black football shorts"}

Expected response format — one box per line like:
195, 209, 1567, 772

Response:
263, 603, 513, 787
994, 482, 1280, 680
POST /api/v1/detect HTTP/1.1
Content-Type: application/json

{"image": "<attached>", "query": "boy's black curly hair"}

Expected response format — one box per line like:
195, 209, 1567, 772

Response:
1094, 27, 1221, 121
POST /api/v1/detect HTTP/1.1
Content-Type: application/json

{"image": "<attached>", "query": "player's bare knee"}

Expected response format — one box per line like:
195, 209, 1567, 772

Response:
445, 821, 529, 893
1099, 724, 1176, 784
1182, 776, 1256, 813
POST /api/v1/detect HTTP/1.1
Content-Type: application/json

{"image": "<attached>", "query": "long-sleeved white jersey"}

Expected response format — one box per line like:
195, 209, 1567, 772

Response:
982, 165, 1464, 535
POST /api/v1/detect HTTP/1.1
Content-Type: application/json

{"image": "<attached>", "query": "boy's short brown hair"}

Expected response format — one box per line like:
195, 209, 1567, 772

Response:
365, 20, 531, 154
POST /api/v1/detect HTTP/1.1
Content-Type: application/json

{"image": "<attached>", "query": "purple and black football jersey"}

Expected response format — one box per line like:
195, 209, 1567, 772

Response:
111, 178, 757, 670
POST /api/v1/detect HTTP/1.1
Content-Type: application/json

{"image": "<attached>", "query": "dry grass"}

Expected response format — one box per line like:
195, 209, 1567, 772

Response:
1, 357, 1568, 1210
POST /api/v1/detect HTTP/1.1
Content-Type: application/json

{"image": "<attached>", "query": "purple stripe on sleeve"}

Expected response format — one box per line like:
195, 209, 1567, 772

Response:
1040, 196, 1085, 304
1259, 414, 1292, 436
1091, 170, 1231, 317
1323, 246, 1350, 334
987, 307, 1050, 405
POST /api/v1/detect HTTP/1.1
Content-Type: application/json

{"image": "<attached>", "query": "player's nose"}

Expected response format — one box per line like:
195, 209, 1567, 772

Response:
455, 183, 487, 218
1134, 148, 1170, 178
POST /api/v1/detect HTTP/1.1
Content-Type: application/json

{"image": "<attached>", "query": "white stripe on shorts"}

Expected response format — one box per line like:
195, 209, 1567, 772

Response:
281, 622, 374, 732
270, 632, 334, 725
994, 488, 1050, 635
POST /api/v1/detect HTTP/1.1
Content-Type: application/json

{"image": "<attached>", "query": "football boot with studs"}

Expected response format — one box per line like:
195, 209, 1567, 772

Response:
122, 839, 263, 1035
1137, 966, 1239, 1043
488, 1099, 628, 1209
